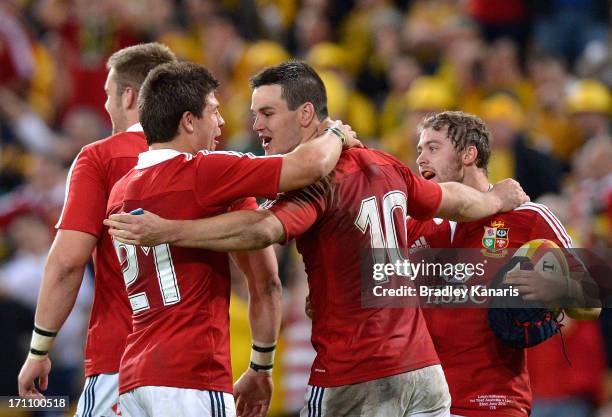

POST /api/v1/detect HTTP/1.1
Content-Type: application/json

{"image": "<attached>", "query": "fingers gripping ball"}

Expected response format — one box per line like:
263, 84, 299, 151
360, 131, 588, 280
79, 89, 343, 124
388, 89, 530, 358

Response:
488, 239, 568, 348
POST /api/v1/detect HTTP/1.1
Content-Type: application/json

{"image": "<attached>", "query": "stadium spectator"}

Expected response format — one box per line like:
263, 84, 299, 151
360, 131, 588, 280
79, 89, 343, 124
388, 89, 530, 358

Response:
480, 93, 563, 200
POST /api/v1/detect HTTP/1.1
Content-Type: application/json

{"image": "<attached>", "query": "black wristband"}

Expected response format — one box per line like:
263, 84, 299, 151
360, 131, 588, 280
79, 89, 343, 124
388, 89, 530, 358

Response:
252, 344, 276, 353
30, 347, 48, 356
34, 326, 58, 337
249, 361, 273, 372
325, 127, 346, 145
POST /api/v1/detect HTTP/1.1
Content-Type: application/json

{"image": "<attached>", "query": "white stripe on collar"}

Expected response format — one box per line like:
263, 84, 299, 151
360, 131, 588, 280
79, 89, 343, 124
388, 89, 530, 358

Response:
126, 123, 144, 132
135, 148, 192, 169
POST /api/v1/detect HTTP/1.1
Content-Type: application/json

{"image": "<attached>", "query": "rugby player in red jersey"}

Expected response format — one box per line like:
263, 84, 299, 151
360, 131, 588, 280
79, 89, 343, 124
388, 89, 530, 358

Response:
17, 43, 177, 417
105, 62, 529, 417
107, 61, 361, 417
407, 111, 599, 417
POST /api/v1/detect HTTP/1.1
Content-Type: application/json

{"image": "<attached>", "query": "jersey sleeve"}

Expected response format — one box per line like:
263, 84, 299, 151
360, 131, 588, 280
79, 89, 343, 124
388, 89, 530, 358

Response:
267, 179, 329, 244
227, 197, 259, 212
528, 209, 573, 249
527, 206, 584, 271
194, 151, 283, 207
55, 147, 108, 238
401, 166, 442, 220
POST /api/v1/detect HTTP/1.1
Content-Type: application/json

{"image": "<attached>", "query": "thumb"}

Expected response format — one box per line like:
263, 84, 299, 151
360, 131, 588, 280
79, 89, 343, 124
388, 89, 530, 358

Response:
39, 374, 48, 391
39, 366, 50, 391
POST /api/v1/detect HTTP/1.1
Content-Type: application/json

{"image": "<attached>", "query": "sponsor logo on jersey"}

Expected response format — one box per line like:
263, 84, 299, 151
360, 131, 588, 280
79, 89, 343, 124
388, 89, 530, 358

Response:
481, 220, 509, 258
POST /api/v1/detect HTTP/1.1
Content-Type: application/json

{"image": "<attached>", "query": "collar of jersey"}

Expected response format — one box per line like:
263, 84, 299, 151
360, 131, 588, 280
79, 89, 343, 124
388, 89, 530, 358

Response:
135, 149, 191, 169
126, 123, 143, 132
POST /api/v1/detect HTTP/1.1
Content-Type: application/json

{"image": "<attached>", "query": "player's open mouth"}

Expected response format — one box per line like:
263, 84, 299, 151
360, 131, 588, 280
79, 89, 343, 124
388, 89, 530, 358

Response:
421, 170, 436, 180
261, 136, 272, 148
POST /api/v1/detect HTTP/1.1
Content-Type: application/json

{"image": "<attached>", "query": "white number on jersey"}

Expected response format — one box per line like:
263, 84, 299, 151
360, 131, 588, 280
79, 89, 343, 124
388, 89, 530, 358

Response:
355, 191, 409, 267
113, 240, 180, 313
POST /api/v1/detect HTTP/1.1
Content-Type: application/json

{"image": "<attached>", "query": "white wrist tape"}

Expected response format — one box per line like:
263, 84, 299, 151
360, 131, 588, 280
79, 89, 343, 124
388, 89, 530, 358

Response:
28, 325, 57, 360
250, 341, 276, 370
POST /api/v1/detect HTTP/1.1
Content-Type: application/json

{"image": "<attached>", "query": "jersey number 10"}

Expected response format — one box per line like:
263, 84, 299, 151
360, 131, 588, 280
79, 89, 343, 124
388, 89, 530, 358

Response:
113, 240, 181, 313
355, 191, 409, 266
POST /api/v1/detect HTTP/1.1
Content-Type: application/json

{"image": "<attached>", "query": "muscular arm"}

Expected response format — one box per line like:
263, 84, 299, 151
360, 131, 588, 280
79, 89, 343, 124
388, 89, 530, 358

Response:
106, 209, 284, 251
278, 122, 357, 192
230, 248, 282, 346
230, 245, 282, 417
18, 229, 96, 397
35, 229, 96, 332
435, 179, 528, 222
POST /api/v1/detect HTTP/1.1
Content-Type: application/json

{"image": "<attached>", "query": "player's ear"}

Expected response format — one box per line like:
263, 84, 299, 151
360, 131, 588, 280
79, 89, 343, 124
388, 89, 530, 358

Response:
299, 102, 316, 127
122, 86, 138, 111
463, 145, 478, 166
180, 111, 195, 134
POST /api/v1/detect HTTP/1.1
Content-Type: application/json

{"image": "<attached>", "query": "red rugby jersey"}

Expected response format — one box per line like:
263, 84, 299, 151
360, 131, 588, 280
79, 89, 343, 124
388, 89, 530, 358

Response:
412, 202, 574, 417
106, 149, 282, 394
56, 127, 147, 377
267, 148, 442, 387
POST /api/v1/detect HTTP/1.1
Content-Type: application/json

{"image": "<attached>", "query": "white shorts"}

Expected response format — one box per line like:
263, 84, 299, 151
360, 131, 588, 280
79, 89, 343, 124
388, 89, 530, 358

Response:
75, 373, 121, 417
119, 386, 235, 417
300, 365, 451, 417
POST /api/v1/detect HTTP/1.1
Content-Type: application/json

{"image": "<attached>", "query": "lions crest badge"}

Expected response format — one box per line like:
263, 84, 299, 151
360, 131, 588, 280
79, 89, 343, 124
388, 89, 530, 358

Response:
482, 219, 509, 258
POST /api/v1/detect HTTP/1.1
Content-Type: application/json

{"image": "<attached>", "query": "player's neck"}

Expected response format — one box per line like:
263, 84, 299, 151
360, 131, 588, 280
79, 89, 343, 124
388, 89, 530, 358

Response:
149, 137, 193, 154
462, 168, 490, 192
125, 112, 139, 131
300, 121, 322, 145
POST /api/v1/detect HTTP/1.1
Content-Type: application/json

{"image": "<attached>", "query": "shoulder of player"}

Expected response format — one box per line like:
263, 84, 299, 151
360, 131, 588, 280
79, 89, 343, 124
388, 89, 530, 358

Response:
511, 201, 559, 219
81, 131, 147, 159
340, 147, 401, 163
195, 150, 276, 160
509, 202, 572, 246
332, 147, 400, 177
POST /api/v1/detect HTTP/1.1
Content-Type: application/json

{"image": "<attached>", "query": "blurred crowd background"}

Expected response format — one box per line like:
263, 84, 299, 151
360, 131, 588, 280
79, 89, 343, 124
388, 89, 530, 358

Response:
0, 0, 611, 416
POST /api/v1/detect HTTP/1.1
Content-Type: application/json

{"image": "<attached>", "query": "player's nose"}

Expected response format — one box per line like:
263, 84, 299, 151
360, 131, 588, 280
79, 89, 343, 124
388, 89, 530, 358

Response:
416, 152, 427, 166
252, 114, 265, 131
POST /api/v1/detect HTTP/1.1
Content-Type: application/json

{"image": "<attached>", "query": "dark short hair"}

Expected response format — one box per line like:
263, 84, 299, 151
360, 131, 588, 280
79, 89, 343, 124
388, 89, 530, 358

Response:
138, 62, 220, 145
106, 42, 176, 94
250, 61, 328, 120
419, 111, 491, 169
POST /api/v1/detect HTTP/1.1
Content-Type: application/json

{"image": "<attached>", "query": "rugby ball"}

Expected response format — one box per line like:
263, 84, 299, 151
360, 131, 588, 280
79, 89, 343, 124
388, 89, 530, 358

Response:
511, 239, 569, 278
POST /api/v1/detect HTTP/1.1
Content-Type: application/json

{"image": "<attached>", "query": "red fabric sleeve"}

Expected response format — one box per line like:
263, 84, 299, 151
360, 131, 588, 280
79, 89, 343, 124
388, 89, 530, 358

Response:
528, 208, 585, 272
402, 167, 442, 220
227, 197, 259, 212
268, 180, 329, 244
195, 151, 282, 207
55, 147, 107, 238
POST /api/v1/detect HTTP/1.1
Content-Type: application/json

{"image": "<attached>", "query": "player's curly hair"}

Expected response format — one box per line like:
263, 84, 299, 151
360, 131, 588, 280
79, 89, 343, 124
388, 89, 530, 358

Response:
419, 111, 491, 170
139, 62, 219, 145
250, 61, 328, 121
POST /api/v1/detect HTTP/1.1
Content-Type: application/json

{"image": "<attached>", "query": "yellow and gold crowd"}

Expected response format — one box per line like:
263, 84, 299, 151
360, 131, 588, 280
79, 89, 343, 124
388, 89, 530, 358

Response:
0, 0, 611, 416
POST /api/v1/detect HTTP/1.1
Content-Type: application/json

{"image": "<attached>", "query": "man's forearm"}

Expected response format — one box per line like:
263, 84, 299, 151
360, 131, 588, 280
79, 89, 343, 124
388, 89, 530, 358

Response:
437, 182, 503, 221
32, 230, 95, 338
231, 248, 282, 375
170, 210, 284, 251
34, 257, 85, 332
278, 129, 343, 192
